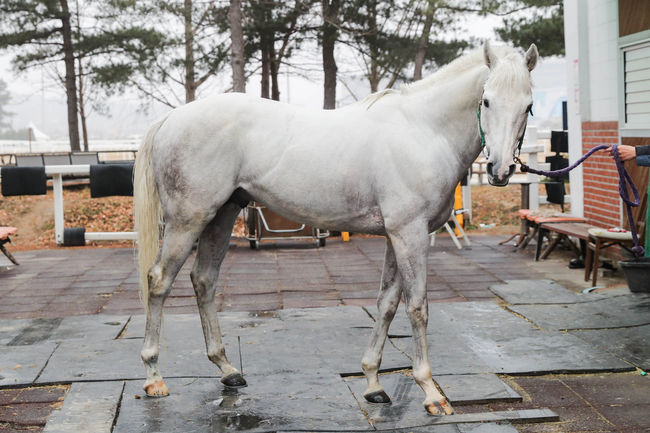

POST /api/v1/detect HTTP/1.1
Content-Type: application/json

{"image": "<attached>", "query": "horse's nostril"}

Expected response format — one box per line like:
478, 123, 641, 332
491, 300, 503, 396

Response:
487, 162, 493, 176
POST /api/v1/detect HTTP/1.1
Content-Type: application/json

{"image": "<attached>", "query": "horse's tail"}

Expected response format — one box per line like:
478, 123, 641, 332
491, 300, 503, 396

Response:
134, 114, 168, 311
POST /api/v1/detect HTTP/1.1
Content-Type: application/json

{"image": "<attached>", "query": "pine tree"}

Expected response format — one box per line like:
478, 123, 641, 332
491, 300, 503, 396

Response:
94, 1, 229, 107
0, 0, 82, 150
496, 1, 564, 57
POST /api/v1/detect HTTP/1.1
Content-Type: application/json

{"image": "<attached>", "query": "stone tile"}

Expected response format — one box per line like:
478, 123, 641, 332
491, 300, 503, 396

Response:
0, 343, 58, 386
571, 325, 650, 370
3, 315, 129, 346
43, 381, 124, 433
434, 374, 521, 404
0, 318, 30, 345
511, 293, 650, 331
36, 339, 144, 383
346, 371, 557, 430
115, 376, 370, 433
391, 335, 490, 375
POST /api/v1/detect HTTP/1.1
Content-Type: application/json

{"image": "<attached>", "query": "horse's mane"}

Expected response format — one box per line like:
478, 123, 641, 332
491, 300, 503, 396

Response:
359, 45, 525, 110
401, 45, 521, 94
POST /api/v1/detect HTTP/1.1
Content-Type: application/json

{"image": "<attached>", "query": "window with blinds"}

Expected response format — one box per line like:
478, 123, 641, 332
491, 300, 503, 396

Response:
624, 43, 650, 127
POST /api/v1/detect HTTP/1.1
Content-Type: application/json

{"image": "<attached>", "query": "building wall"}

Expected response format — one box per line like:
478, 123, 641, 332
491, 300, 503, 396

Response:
566, 0, 649, 233
581, 121, 621, 227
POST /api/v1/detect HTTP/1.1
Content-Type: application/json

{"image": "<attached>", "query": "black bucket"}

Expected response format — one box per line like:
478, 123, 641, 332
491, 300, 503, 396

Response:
620, 257, 650, 293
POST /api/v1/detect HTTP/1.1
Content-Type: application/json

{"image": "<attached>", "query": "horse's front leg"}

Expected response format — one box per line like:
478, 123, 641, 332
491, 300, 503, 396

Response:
362, 238, 401, 403
388, 221, 454, 416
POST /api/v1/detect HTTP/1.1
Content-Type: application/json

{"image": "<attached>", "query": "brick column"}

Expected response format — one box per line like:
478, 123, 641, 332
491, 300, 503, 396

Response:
581, 121, 620, 228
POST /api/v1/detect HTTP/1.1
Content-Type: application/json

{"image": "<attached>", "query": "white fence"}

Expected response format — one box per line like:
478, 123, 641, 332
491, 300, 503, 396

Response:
0, 138, 140, 155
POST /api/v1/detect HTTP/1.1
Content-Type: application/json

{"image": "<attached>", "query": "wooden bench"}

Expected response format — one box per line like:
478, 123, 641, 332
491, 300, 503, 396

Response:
540, 222, 641, 287
0, 227, 19, 265
538, 221, 595, 261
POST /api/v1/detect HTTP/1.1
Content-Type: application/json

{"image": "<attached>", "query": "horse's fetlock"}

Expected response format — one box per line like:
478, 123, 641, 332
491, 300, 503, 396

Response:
362, 357, 379, 373
413, 365, 432, 382
406, 303, 427, 319
141, 348, 158, 364
208, 347, 226, 363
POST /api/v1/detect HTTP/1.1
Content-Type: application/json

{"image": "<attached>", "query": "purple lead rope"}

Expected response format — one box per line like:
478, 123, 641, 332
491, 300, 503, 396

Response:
519, 143, 645, 257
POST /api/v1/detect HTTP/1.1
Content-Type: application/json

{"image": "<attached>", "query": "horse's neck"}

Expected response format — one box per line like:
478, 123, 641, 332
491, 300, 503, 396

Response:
413, 66, 488, 173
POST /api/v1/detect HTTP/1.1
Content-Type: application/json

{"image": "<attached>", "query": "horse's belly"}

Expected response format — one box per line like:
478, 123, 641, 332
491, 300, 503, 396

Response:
250, 190, 386, 235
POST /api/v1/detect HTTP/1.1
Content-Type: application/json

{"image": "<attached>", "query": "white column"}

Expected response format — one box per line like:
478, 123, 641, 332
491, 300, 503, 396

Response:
52, 173, 64, 245
564, 0, 589, 218
525, 126, 540, 210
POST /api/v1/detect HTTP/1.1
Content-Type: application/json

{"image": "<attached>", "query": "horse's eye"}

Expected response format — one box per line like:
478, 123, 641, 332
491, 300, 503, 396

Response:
483, 99, 490, 108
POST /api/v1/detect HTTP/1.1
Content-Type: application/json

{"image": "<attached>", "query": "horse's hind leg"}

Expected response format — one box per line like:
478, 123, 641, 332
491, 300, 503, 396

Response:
142, 222, 205, 397
388, 221, 454, 416
191, 202, 246, 387
362, 239, 401, 403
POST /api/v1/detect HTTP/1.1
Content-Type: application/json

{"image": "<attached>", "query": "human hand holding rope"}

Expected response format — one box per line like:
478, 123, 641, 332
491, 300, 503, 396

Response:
605, 144, 637, 161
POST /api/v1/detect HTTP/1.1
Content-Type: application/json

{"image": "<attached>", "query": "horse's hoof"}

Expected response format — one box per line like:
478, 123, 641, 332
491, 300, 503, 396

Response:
221, 372, 247, 388
144, 380, 169, 398
425, 398, 454, 416
364, 389, 391, 404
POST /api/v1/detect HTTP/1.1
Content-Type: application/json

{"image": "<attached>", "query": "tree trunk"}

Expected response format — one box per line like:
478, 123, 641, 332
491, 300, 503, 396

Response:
270, 44, 280, 101
413, 0, 435, 81
229, 0, 246, 93
77, 57, 88, 151
184, 0, 196, 103
74, 0, 87, 151
260, 34, 271, 99
368, 0, 379, 93
59, 0, 80, 152
321, 0, 339, 109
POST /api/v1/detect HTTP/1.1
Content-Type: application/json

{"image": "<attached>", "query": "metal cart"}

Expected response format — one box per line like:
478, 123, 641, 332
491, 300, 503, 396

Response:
245, 203, 329, 249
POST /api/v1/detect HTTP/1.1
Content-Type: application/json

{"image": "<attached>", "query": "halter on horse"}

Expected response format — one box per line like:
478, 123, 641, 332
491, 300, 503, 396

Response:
134, 41, 538, 415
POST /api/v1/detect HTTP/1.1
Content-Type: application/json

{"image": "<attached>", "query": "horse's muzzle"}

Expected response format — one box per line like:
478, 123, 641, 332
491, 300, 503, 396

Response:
486, 163, 516, 187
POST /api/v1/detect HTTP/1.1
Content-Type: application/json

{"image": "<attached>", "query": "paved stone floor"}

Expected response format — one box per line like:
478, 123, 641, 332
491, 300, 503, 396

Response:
0, 235, 648, 432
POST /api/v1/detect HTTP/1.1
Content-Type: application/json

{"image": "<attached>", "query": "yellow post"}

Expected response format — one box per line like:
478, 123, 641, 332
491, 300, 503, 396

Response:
454, 183, 463, 236
342, 232, 350, 242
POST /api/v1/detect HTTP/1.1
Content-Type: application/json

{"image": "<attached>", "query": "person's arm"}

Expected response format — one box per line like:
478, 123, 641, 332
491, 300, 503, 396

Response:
635, 145, 650, 156
636, 154, 650, 167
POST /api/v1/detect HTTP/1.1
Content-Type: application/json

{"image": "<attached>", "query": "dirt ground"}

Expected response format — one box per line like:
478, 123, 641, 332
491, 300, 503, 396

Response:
0, 183, 556, 251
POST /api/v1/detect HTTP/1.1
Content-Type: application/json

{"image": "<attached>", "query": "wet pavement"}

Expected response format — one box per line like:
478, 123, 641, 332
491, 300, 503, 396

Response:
0, 235, 648, 432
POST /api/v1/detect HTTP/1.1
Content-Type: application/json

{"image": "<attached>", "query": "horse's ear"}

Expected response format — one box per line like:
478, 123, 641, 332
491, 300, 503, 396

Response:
484, 41, 498, 69
525, 44, 538, 71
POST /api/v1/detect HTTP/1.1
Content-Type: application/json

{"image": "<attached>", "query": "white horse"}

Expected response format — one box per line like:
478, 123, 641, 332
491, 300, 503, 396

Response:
134, 42, 537, 416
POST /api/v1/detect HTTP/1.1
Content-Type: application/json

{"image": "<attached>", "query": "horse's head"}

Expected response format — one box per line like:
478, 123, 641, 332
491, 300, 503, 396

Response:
479, 42, 538, 186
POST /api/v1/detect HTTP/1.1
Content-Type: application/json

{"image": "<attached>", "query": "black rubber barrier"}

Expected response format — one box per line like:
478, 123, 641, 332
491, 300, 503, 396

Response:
1, 166, 47, 196
63, 227, 86, 246
90, 163, 134, 197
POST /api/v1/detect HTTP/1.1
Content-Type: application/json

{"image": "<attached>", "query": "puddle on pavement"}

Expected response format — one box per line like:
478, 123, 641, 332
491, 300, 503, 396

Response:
208, 386, 268, 430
